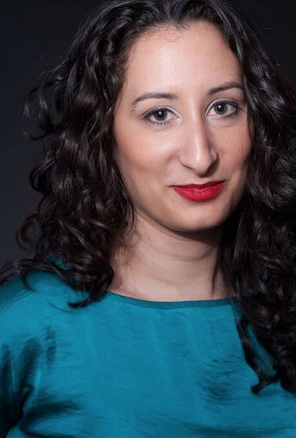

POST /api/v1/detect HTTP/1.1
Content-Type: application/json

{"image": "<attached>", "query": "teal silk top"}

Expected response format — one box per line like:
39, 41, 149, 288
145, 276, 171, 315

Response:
0, 270, 295, 437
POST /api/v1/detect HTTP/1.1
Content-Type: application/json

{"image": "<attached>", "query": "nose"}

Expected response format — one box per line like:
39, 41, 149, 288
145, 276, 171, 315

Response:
179, 118, 218, 175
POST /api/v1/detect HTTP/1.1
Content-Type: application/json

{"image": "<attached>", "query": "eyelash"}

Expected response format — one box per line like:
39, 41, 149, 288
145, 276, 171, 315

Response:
143, 101, 242, 126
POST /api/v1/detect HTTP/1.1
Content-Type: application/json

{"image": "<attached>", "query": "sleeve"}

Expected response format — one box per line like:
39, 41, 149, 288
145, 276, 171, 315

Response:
0, 341, 19, 436
0, 276, 52, 436
0, 272, 85, 437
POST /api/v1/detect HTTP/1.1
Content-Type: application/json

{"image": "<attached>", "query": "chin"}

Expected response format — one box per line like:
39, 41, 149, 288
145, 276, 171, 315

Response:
170, 216, 225, 234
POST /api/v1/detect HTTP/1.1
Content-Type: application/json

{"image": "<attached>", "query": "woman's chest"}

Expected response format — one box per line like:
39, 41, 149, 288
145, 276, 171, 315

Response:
12, 323, 296, 438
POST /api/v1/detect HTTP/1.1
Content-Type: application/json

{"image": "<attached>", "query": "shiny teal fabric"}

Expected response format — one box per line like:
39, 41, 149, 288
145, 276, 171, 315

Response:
0, 270, 295, 437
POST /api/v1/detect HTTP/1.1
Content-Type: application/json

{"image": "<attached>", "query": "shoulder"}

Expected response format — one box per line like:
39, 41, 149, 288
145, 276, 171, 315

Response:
0, 270, 88, 336
0, 270, 90, 384
0, 270, 90, 429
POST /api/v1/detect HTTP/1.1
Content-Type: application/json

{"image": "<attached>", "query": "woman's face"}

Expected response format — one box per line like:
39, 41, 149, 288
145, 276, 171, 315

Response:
113, 21, 252, 234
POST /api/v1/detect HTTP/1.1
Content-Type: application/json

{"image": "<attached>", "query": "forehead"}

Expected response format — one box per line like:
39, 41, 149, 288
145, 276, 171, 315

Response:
123, 22, 241, 96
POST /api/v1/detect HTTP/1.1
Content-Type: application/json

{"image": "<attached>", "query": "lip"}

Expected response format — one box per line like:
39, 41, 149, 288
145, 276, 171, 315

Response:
171, 181, 226, 202
172, 180, 225, 189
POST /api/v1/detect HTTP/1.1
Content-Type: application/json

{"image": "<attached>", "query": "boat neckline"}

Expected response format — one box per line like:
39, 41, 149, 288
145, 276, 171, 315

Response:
104, 290, 239, 309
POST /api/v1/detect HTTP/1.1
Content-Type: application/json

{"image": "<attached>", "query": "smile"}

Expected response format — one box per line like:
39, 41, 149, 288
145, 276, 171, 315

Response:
171, 182, 226, 202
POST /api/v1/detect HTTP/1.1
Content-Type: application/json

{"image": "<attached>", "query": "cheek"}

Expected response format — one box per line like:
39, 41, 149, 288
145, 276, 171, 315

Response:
223, 121, 252, 170
115, 141, 161, 177
113, 129, 162, 189
237, 124, 253, 170
114, 119, 172, 178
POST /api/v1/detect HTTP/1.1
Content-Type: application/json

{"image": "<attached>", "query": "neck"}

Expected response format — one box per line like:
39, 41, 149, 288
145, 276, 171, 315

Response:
109, 212, 231, 301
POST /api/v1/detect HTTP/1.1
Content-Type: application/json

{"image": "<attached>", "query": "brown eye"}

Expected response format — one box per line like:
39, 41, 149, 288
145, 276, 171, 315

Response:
153, 110, 168, 121
208, 101, 240, 118
215, 103, 228, 115
144, 108, 176, 126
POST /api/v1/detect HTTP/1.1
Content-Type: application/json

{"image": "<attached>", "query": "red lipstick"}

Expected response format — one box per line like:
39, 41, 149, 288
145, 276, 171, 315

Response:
171, 181, 225, 202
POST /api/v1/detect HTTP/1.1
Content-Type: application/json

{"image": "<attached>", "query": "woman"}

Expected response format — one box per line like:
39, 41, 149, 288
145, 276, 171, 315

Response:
1, 0, 296, 436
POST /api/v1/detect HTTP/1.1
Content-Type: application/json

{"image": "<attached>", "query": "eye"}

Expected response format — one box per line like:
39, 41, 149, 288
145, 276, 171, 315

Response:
143, 108, 177, 126
142, 101, 242, 127
207, 101, 241, 118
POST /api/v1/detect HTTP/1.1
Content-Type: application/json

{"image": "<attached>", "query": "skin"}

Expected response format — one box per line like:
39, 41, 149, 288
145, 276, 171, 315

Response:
109, 21, 253, 301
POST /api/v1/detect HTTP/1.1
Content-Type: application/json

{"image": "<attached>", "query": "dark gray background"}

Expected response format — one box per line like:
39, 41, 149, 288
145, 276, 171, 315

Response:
1, 0, 296, 265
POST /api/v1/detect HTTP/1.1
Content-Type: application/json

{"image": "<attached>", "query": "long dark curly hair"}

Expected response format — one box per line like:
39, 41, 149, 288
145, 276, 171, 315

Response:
1, 0, 296, 396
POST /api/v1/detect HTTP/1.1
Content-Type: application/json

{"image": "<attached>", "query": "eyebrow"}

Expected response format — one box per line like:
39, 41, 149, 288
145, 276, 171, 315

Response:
130, 81, 244, 111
